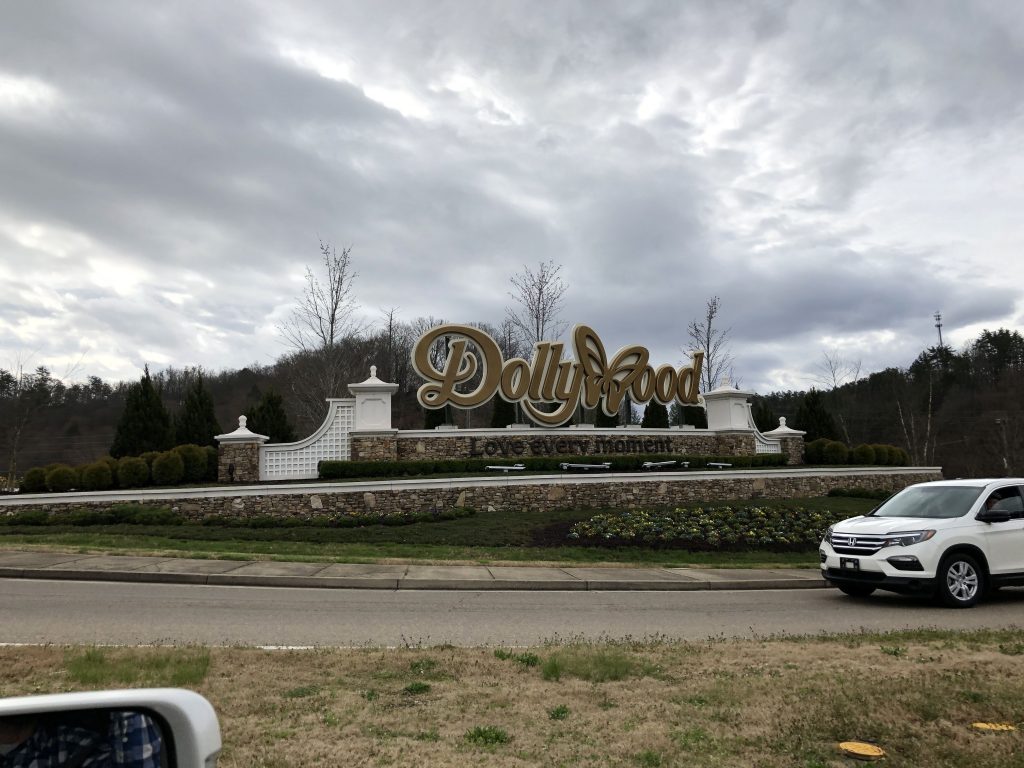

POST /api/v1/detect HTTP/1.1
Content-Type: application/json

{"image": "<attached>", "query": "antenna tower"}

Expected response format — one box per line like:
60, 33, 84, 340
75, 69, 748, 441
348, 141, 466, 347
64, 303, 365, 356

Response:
934, 311, 944, 348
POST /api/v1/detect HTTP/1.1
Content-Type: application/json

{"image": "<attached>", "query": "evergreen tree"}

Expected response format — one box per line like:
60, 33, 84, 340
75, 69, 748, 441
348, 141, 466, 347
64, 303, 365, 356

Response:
751, 398, 777, 432
244, 390, 296, 443
640, 401, 669, 428
594, 407, 619, 427
423, 406, 448, 429
793, 389, 839, 442
668, 401, 707, 427
490, 397, 516, 428
110, 367, 173, 458
174, 376, 222, 447
683, 405, 708, 428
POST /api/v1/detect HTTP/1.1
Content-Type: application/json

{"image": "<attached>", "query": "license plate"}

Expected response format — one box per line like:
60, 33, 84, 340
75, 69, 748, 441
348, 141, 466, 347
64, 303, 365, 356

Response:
840, 558, 860, 571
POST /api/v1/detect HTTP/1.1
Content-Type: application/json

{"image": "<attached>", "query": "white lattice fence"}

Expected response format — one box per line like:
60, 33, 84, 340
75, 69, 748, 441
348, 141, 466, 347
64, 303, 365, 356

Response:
754, 432, 782, 454
260, 399, 355, 481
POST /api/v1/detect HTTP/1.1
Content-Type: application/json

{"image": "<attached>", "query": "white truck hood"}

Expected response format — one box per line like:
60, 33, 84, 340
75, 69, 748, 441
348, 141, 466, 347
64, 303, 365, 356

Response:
833, 516, 942, 534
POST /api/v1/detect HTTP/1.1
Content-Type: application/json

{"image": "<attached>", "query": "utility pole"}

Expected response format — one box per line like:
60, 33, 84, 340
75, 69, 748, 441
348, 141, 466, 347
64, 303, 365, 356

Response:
934, 311, 944, 348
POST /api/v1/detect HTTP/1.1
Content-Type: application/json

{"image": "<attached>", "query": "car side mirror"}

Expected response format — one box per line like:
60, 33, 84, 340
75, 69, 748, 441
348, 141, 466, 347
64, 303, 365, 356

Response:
977, 508, 1012, 524
0, 688, 221, 767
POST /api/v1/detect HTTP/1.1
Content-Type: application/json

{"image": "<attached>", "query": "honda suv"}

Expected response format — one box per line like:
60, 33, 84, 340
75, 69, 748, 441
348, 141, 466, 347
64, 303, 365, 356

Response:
820, 479, 1024, 607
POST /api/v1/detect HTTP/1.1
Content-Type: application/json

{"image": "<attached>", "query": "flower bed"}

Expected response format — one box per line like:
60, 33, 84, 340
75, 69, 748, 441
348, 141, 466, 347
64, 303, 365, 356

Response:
567, 505, 845, 551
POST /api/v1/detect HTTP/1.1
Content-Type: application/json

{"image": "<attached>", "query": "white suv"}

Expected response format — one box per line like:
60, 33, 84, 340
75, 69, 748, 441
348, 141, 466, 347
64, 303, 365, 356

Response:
820, 478, 1024, 608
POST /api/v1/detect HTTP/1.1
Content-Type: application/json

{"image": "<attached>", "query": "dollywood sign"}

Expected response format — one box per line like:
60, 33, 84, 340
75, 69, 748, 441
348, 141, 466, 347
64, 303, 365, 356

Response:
412, 324, 704, 427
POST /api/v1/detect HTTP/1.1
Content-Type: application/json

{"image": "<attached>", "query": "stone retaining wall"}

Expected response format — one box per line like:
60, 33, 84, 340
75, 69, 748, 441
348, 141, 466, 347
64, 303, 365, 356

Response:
7, 469, 940, 522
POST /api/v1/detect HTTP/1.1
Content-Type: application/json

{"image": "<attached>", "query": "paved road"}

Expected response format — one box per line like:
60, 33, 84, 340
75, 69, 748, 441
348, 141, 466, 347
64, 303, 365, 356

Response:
4, 579, 1024, 646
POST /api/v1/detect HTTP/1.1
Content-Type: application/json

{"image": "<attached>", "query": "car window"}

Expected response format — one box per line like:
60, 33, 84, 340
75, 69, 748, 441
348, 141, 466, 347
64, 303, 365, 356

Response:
871, 486, 983, 518
984, 487, 1024, 517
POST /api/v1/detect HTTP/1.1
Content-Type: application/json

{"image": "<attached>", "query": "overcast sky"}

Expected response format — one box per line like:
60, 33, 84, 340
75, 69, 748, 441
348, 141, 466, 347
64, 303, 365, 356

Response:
2, 0, 1022, 395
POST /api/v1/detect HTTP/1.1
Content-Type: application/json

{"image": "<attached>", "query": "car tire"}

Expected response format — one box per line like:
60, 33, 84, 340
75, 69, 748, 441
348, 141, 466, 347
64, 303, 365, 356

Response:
937, 553, 984, 608
837, 583, 876, 598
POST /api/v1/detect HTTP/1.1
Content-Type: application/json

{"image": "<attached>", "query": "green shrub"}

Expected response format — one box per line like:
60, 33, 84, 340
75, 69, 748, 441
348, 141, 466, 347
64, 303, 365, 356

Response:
80, 461, 114, 491
827, 487, 890, 500
868, 444, 890, 466
151, 451, 185, 486
1, 509, 49, 526
850, 444, 875, 464
20, 467, 48, 494
464, 726, 511, 746
822, 440, 849, 464
140, 451, 161, 467
117, 456, 150, 488
803, 438, 829, 464
173, 444, 208, 483
896, 448, 911, 466
45, 465, 78, 493
885, 445, 902, 466
204, 446, 218, 481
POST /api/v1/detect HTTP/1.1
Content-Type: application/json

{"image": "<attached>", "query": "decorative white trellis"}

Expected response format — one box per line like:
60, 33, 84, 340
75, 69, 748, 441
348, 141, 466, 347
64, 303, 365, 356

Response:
260, 399, 356, 481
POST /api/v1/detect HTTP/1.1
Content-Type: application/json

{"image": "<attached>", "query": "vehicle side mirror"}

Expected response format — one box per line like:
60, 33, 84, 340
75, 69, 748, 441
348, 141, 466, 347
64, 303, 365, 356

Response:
977, 508, 1012, 524
0, 689, 221, 767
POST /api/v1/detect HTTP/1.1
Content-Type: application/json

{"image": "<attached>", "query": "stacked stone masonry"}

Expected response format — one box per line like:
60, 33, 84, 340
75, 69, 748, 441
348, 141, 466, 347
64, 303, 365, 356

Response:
217, 443, 260, 484
23, 470, 939, 522
351, 433, 398, 461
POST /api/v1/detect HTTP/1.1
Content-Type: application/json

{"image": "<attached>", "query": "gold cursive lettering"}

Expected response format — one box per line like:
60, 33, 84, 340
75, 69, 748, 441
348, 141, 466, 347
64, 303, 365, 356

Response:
412, 323, 705, 427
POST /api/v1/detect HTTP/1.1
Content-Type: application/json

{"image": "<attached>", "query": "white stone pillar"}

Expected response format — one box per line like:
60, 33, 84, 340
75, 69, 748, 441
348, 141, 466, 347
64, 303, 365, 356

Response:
348, 366, 400, 430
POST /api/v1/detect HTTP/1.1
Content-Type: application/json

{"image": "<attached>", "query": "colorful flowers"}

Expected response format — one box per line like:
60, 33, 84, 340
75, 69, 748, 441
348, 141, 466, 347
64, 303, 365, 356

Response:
568, 506, 840, 551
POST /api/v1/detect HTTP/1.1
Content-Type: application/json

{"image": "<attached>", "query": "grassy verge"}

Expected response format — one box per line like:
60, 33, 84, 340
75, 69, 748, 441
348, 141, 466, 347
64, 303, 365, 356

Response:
0, 496, 875, 567
3, 630, 1023, 767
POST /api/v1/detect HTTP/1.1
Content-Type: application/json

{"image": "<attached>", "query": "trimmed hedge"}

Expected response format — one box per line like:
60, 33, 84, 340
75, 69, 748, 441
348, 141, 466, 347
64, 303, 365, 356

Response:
568, 505, 843, 551
204, 446, 218, 481
151, 451, 185, 485
822, 440, 849, 464
1, 504, 472, 529
45, 465, 78, 493
827, 486, 891, 500
318, 453, 788, 480
850, 444, 875, 464
20, 467, 47, 494
80, 461, 114, 492
805, 440, 908, 467
173, 443, 208, 483
117, 456, 150, 488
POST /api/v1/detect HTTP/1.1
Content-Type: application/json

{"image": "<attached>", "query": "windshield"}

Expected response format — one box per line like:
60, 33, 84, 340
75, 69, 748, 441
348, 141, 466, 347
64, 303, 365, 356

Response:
870, 486, 983, 519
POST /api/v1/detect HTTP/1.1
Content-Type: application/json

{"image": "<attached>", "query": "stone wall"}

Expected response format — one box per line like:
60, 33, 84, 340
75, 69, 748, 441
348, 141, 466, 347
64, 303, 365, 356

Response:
392, 431, 763, 462
13, 469, 939, 522
217, 443, 260, 483
351, 432, 398, 461
777, 436, 803, 466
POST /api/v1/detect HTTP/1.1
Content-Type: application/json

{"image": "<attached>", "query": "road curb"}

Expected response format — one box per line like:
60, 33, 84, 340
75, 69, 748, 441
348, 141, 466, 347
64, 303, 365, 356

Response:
0, 566, 828, 592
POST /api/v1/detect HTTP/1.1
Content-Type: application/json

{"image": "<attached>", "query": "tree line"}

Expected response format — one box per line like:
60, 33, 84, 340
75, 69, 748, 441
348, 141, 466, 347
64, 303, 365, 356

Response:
754, 329, 1024, 478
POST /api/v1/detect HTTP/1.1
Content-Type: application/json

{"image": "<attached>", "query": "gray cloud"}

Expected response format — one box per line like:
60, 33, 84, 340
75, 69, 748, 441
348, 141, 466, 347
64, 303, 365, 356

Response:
1, 0, 1022, 394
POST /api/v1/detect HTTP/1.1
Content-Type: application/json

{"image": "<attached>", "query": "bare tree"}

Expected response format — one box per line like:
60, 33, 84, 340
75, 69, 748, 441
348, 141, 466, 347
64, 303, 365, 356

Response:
505, 260, 569, 347
277, 242, 366, 429
813, 349, 862, 445
1, 354, 81, 490
686, 296, 733, 391
814, 349, 862, 391
279, 241, 362, 353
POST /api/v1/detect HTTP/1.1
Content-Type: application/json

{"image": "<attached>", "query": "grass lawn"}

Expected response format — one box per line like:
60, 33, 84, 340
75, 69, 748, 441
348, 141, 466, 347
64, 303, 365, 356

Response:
0, 496, 876, 568
3, 629, 1022, 767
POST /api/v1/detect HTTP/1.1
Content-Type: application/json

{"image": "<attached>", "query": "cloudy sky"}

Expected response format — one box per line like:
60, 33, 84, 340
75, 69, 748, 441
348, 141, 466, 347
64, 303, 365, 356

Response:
2, 0, 1022, 394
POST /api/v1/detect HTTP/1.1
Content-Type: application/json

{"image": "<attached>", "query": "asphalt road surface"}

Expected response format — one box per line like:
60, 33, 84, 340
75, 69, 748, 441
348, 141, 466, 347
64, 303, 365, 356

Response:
3, 579, 1024, 646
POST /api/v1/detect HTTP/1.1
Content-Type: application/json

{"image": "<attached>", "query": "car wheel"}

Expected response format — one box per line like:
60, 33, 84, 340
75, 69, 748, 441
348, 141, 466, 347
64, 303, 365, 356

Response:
938, 553, 984, 608
837, 583, 876, 598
